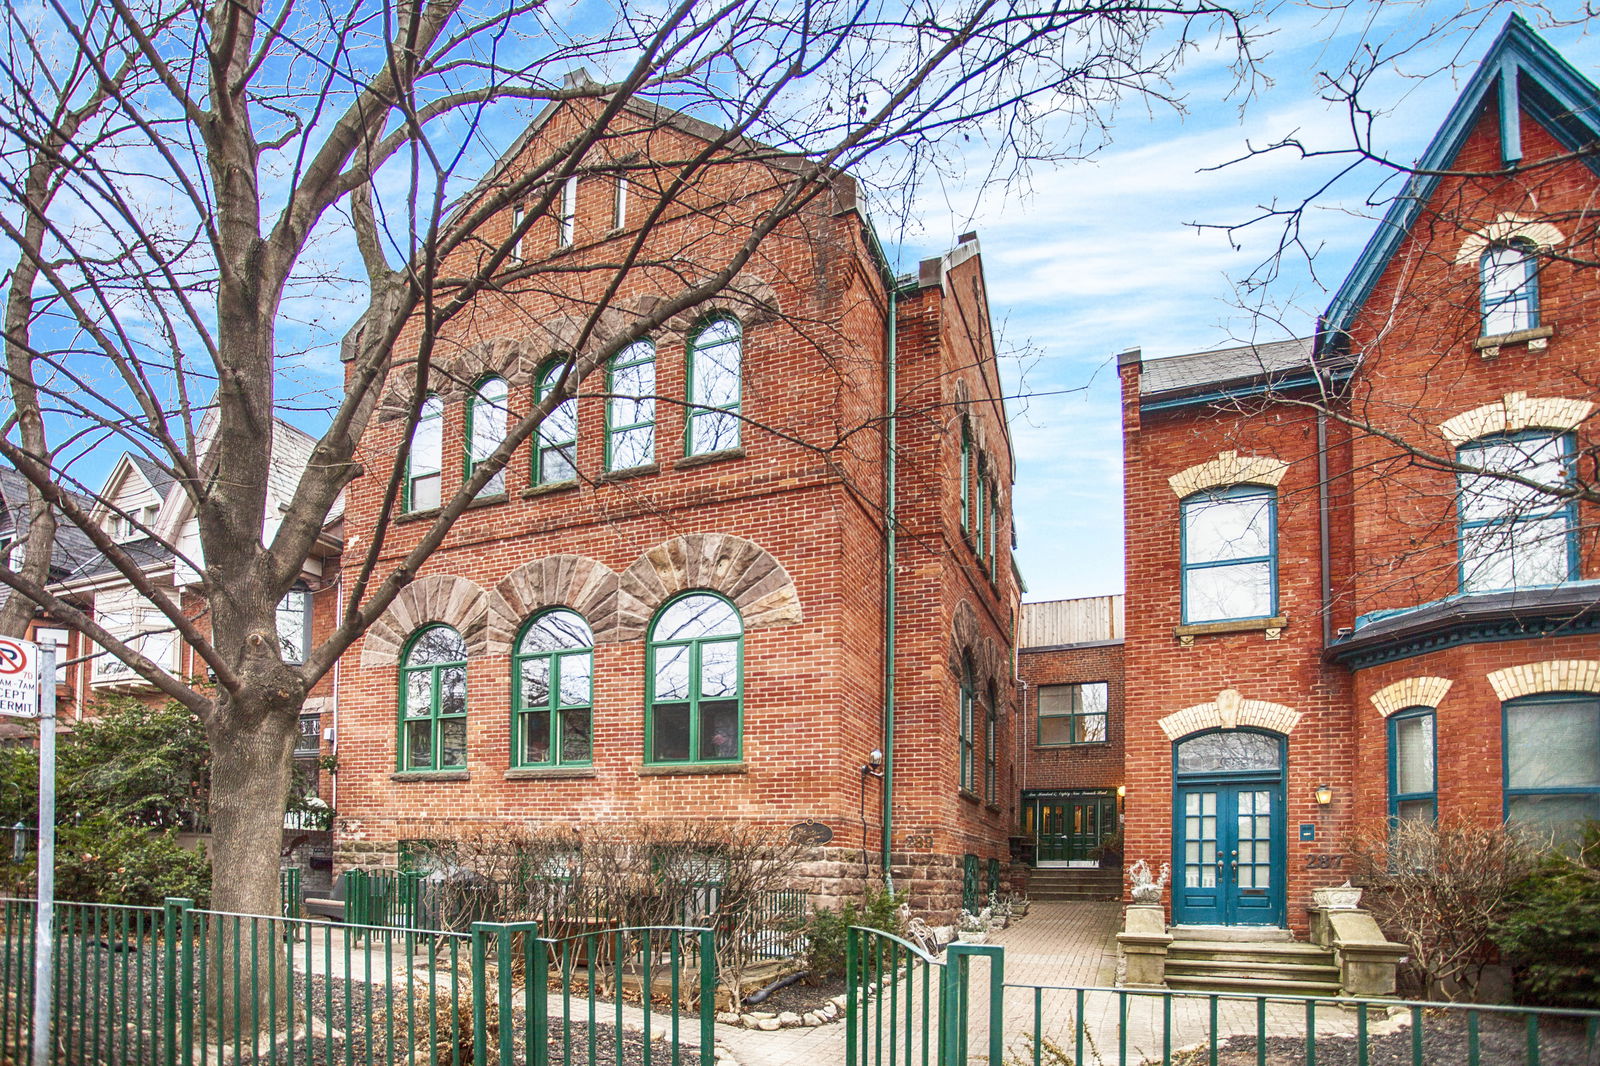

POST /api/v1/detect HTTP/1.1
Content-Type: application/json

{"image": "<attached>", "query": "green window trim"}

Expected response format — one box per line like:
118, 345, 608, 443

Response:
1038, 682, 1109, 746
1387, 706, 1437, 824
958, 656, 975, 792
534, 361, 579, 485
606, 341, 656, 471
465, 376, 510, 496
987, 492, 999, 581
404, 394, 444, 513
397, 624, 468, 772
984, 682, 997, 803
959, 421, 971, 532
974, 472, 986, 555
512, 609, 594, 769
646, 592, 744, 765
685, 316, 742, 457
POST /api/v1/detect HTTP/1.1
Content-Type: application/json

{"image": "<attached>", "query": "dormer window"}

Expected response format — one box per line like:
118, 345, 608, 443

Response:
1480, 239, 1538, 336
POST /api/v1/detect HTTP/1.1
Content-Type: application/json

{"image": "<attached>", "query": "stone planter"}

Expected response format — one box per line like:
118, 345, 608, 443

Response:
1312, 885, 1363, 910
1130, 883, 1162, 905
954, 928, 988, 944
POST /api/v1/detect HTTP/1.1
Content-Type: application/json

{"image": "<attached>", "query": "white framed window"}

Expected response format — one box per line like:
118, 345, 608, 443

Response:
559, 176, 577, 248
1480, 240, 1538, 336
614, 176, 628, 230
277, 589, 312, 665
34, 627, 68, 683
1180, 485, 1277, 623
1457, 432, 1575, 593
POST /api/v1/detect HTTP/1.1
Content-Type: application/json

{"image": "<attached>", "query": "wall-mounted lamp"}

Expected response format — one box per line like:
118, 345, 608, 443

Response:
861, 749, 884, 779
1314, 784, 1333, 806
1116, 785, 1126, 799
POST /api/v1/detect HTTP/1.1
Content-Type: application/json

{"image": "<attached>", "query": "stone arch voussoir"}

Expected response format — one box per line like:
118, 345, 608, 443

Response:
618, 533, 802, 640
1159, 688, 1301, 741
491, 555, 623, 645
360, 573, 496, 667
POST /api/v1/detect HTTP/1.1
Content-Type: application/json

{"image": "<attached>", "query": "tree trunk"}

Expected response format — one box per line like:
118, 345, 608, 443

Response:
206, 697, 298, 917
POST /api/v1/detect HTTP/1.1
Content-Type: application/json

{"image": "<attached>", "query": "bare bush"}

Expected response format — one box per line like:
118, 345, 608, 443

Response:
1347, 818, 1541, 998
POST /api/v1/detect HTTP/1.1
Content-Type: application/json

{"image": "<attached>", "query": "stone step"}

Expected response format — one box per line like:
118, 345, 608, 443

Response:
1030, 887, 1121, 899
1168, 940, 1334, 965
1165, 973, 1343, 997
1165, 958, 1340, 982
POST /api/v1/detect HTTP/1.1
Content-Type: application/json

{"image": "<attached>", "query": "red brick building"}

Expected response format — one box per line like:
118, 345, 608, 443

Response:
1016, 596, 1126, 867
1119, 17, 1600, 935
332, 94, 1020, 918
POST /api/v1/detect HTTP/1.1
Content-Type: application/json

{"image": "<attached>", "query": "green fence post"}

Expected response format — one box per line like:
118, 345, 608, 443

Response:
944, 942, 1003, 1066
162, 897, 195, 1066
471, 922, 490, 1066
845, 928, 859, 1066
530, 931, 549, 1066
699, 928, 716, 1066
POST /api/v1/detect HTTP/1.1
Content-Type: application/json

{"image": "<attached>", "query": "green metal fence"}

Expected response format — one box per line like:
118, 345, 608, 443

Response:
0, 896, 717, 1065
844, 926, 1600, 1066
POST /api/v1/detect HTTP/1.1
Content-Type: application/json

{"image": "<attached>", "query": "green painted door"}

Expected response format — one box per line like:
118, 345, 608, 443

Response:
1026, 791, 1116, 863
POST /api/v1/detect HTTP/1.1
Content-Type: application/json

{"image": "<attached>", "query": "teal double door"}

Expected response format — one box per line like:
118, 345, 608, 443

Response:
1173, 730, 1286, 927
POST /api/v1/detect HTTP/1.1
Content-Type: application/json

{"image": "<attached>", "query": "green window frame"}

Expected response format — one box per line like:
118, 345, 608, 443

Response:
1503, 693, 1600, 846
974, 471, 986, 553
466, 376, 509, 497
534, 361, 578, 485
686, 317, 741, 456
398, 624, 468, 771
404, 394, 444, 512
959, 421, 971, 532
646, 592, 743, 765
1457, 432, 1576, 594
1388, 706, 1436, 824
1038, 682, 1108, 746
987, 490, 999, 580
1180, 484, 1277, 624
606, 341, 656, 471
512, 609, 594, 768
984, 681, 997, 803
958, 656, 975, 792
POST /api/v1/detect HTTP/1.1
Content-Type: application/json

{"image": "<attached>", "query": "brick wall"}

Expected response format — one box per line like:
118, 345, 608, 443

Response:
1016, 640, 1125, 793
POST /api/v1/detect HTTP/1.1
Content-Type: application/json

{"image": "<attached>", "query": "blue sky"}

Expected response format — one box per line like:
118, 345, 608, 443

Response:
881, 5, 1600, 602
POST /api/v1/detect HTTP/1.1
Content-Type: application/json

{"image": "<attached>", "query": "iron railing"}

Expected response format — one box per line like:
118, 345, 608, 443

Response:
844, 925, 1002, 1066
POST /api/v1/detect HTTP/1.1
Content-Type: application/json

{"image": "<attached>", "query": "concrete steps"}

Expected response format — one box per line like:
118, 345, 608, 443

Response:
1164, 939, 1341, 996
1028, 868, 1121, 902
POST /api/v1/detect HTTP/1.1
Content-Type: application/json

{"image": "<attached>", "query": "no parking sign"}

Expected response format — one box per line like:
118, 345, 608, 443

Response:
0, 637, 39, 718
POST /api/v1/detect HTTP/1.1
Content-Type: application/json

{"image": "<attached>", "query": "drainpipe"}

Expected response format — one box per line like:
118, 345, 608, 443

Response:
881, 280, 898, 892
1317, 412, 1332, 650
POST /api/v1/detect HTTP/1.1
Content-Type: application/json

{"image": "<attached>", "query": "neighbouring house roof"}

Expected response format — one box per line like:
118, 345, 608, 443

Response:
126, 454, 176, 498
1138, 337, 1318, 406
1321, 15, 1600, 342
0, 466, 116, 588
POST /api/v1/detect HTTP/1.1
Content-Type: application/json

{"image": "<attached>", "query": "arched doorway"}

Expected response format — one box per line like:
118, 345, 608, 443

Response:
1172, 729, 1286, 927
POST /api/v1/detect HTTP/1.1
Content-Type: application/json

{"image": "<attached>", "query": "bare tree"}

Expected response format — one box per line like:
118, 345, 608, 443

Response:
0, 0, 1260, 919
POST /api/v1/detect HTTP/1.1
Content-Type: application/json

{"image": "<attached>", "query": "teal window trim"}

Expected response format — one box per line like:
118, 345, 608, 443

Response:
684, 316, 742, 457
511, 609, 594, 769
534, 360, 578, 485
1037, 682, 1109, 746
404, 394, 444, 512
1179, 484, 1278, 625
465, 375, 510, 495
605, 341, 656, 471
958, 656, 975, 791
959, 421, 971, 533
645, 592, 744, 765
984, 682, 997, 803
397, 624, 468, 772
986, 490, 999, 581
1502, 692, 1600, 827
1387, 706, 1437, 824
1480, 239, 1539, 335
1456, 431, 1577, 594
974, 472, 986, 556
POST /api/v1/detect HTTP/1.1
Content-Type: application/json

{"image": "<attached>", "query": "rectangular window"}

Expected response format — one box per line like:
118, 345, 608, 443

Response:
1480, 242, 1537, 336
559, 176, 577, 247
1458, 433, 1575, 593
984, 699, 997, 803
613, 176, 628, 230
512, 204, 525, 260
34, 627, 68, 683
1181, 486, 1276, 623
1388, 709, 1436, 823
1505, 696, 1600, 846
1038, 682, 1108, 746
277, 589, 311, 664
295, 714, 322, 755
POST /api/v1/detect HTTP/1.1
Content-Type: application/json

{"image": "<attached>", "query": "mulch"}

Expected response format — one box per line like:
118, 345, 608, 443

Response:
1172, 1012, 1598, 1066
748, 974, 846, 1017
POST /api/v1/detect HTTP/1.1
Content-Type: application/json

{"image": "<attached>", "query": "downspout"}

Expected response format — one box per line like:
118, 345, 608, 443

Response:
881, 281, 898, 892
1314, 319, 1333, 650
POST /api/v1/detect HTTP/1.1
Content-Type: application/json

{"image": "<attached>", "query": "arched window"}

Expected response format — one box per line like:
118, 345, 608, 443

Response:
514, 609, 593, 767
959, 420, 971, 532
606, 341, 656, 471
467, 376, 509, 496
984, 681, 997, 803
1457, 432, 1575, 593
534, 361, 579, 485
1504, 693, 1600, 845
405, 394, 444, 512
686, 317, 741, 456
1388, 706, 1436, 824
1480, 239, 1538, 336
1180, 485, 1277, 624
399, 625, 467, 771
974, 471, 986, 556
958, 655, 975, 792
647, 593, 742, 764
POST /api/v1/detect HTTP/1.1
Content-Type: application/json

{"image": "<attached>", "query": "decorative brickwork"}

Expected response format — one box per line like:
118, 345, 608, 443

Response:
492, 555, 622, 643
1453, 213, 1565, 262
1156, 688, 1300, 740
1368, 676, 1454, 718
1166, 451, 1289, 498
1486, 659, 1600, 701
1437, 392, 1595, 446
359, 573, 496, 666
616, 532, 802, 639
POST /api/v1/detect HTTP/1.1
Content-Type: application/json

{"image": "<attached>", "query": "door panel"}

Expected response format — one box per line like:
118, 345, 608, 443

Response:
1175, 783, 1282, 926
1028, 792, 1117, 864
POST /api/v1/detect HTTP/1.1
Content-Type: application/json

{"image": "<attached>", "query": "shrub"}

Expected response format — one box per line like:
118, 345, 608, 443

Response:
1495, 822, 1600, 1008
53, 818, 211, 908
803, 885, 904, 980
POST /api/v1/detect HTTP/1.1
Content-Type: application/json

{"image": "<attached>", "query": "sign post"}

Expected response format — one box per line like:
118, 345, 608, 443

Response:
0, 636, 52, 1066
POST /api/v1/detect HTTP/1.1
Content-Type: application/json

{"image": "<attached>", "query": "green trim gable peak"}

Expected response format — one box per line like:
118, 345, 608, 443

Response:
1320, 15, 1600, 348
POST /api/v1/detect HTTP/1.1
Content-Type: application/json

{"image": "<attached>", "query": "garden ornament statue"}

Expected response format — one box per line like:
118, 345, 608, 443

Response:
1127, 859, 1170, 904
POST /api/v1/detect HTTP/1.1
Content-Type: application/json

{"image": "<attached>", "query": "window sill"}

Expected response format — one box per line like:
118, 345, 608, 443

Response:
637, 762, 746, 777
1473, 325, 1554, 351
985, 802, 1003, 814
1036, 741, 1111, 750
677, 447, 744, 470
505, 766, 595, 780
958, 788, 982, 805
1174, 615, 1287, 645
597, 463, 659, 483
390, 770, 469, 782
522, 479, 579, 499
465, 492, 509, 511
395, 507, 441, 525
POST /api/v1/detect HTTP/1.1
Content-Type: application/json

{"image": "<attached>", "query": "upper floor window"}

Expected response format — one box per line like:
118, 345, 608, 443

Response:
1480, 240, 1538, 336
466, 377, 509, 496
958, 656, 975, 792
647, 593, 742, 764
987, 488, 999, 580
406, 394, 444, 512
277, 588, 311, 664
1457, 432, 1575, 594
686, 317, 741, 456
1180, 485, 1276, 624
295, 713, 322, 756
399, 624, 467, 771
559, 176, 577, 248
1388, 707, 1436, 824
959, 421, 971, 533
984, 681, 997, 803
1038, 682, 1108, 745
974, 473, 986, 555
613, 176, 629, 230
607, 341, 656, 471
1504, 694, 1599, 847
34, 627, 68, 683
514, 609, 593, 767
511, 204, 526, 260
534, 362, 578, 485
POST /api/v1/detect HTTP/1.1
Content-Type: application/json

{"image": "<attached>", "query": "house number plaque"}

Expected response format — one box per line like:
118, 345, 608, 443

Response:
789, 820, 833, 845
